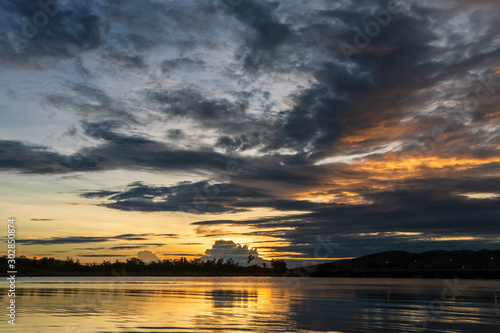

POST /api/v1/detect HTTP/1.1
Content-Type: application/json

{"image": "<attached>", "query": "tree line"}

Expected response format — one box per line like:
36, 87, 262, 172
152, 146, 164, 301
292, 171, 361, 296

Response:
1, 255, 288, 276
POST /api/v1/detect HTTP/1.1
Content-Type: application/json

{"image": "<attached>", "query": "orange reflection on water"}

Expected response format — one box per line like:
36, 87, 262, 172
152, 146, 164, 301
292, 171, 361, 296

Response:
1, 277, 500, 333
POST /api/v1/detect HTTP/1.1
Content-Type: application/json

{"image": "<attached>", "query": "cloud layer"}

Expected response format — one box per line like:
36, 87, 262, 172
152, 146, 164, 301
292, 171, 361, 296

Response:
1, 0, 499, 260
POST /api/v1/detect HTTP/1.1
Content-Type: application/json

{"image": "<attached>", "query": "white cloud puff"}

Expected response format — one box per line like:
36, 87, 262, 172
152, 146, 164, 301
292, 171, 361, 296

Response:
137, 250, 160, 263
201, 240, 266, 266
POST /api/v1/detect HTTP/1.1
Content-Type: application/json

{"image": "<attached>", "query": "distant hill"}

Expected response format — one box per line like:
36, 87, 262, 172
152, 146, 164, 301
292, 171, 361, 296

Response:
337, 249, 500, 269
293, 249, 500, 279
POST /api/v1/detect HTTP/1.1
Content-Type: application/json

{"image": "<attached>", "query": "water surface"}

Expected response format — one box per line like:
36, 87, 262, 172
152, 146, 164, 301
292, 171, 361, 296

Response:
1, 277, 499, 332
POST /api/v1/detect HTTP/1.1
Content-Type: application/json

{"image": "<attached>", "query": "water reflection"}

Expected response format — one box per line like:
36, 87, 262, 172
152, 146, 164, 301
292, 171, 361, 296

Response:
0, 277, 499, 332
209, 289, 257, 307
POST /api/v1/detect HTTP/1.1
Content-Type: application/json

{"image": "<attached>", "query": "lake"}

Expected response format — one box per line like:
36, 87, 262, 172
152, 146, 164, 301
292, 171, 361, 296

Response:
1, 277, 499, 332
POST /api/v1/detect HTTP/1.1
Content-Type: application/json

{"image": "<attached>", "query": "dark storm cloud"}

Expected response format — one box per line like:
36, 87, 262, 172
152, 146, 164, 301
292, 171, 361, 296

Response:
0, 140, 98, 174
248, 5, 422, 152
232, 199, 321, 211
146, 88, 249, 125
62, 125, 78, 138
166, 128, 185, 140
101, 51, 147, 70
77, 254, 128, 257
209, 0, 500, 157
238, 164, 320, 185
0, 0, 102, 65
74, 247, 106, 251
80, 190, 120, 199
195, 188, 500, 235
5, 0, 498, 161
46, 84, 137, 123
157, 234, 179, 238
0, 136, 242, 175
47, 80, 265, 153
192, 176, 500, 257
231, 0, 290, 73
109, 245, 152, 250
80, 180, 270, 214
0, 0, 219, 68
79, 121, 149, 145
18, 233, 178, 245
161, 57, 206, 73
216, 133, 266, 153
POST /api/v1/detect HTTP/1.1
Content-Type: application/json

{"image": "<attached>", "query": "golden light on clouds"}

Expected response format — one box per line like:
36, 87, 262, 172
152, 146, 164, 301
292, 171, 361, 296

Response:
427, 236, 478, 241
358, 232, 423, 237
295, 190, 371, 205
338, 119, 417, 146
353, 156, 500, 180
461, 192, 500, 199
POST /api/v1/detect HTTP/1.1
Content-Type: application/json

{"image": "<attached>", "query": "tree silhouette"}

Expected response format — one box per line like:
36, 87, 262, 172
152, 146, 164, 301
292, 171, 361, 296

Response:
0, 255, 289, 276
270, 259, 287, 273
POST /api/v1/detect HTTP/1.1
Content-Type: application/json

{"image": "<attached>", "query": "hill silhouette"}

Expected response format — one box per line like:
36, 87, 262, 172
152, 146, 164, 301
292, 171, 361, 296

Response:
291, 249, 500, 279
338, 249, 499, 269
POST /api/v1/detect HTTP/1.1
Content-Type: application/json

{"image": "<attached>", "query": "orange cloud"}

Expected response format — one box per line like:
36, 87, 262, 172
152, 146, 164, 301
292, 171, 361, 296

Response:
354, 155, 500, 180
295, 190, 371, 205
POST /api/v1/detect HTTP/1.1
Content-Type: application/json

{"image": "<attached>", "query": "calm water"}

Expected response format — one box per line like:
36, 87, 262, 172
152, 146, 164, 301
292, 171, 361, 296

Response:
1, 277, 499, 332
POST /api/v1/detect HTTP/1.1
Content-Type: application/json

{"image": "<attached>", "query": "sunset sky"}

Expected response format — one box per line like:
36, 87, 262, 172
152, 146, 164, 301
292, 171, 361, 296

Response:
1, 0, 499, 265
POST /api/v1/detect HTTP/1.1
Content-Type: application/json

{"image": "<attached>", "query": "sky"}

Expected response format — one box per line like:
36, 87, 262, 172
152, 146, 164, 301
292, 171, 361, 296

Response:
1, 0, 499, 265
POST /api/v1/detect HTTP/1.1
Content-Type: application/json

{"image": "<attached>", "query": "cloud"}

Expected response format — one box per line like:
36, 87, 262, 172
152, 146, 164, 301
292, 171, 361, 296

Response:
77, 254, 128, 258
2, 0, 500, 259
231, 0, 290, 73
73, 247, 106, 251
160, 57, 206, 73
163, 253, 203, 257
146, 87, 248, 126
109, 244, 163, 250
30, 218, 54, 221
201, 240, 266, 266
193, 176, 500, 258
0, 140, 95, 174
80, 180, 267, 214
18, 233, 177, 245
0, 138, 242, 175
3, 0, 499, 181
137, 250, 160, 263
0, 0, 103, 66
80, 190, 121, 199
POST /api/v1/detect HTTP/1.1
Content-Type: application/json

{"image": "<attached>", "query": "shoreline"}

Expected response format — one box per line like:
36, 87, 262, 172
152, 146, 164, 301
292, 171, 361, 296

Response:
7, 269, 500, 280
